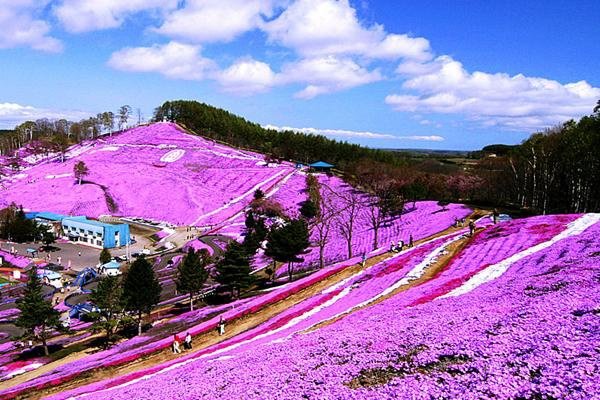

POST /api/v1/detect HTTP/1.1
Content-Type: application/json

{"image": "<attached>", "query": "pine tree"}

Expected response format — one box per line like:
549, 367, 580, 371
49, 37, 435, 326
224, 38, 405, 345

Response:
215, 242, 254, 299
123, 256, 162, 335
15, 267, 64, 356
99, 248, 112, 265
175, 249, 209, 311
90, 275, 124, 348
265, 219, 310, 281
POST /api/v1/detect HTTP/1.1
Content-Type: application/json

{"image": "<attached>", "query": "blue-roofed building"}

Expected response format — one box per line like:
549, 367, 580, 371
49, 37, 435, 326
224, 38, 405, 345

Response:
26, 211, 71, 235
99, 260, 122, 276
62, 217, 130, 249
309, 161, 334, 172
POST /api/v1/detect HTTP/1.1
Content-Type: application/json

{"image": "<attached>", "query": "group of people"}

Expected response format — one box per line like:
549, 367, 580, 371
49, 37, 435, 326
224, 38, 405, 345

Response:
453, 217, 467, 228
390, 235, 414, 253
172, 332, 193, 354
171, 317, 227, 354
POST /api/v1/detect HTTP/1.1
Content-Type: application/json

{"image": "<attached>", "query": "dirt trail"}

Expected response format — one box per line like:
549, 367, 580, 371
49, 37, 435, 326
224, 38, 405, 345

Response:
17, 262, 368, 399
304, 232, 474, 333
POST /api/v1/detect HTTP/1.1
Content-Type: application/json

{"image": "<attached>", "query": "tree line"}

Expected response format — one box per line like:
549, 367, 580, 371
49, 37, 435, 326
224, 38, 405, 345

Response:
153, 100, 406, 169
0, 105, 139, 158
472, 104, 600, 214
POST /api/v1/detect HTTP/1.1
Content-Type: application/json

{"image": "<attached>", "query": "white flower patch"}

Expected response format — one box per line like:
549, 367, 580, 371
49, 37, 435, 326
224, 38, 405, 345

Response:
160, 149, 185, 163
440, 213, 600, 298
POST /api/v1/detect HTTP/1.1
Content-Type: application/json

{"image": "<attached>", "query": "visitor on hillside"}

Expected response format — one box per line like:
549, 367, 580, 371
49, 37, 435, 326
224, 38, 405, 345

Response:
389, 242, 395, 252
409, 234, 414, 248
184, 332, 192, 350
78, 251, 81, 257
172, 334, 181, 354
218, 317, 226, 336
361, 253, 367, 267
460, 218, 466, 227
454, 217, 459, 228
469, 220, 476, 237
492, 209, 499, 224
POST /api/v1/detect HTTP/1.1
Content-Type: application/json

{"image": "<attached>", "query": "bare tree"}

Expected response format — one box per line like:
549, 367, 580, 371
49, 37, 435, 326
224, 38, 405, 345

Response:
312, 191, 338, 269
335, 188, 362, 259
74, 161, 89, 185
365, 195, 386, 251
118, 105, 132, 131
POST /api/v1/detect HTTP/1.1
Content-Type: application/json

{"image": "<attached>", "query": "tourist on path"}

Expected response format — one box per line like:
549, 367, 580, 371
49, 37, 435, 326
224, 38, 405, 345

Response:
409, 234, 414, 248
469, 220, 476, 237
361, 253, 367, 267
172, 334, 181, 354
218, 317, 226, 336
184, 332, 192, 350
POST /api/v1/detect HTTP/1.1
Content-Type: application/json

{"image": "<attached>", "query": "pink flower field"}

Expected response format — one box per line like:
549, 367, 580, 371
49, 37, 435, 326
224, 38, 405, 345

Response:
14, 213, 596, 400
0, 123, 294, 226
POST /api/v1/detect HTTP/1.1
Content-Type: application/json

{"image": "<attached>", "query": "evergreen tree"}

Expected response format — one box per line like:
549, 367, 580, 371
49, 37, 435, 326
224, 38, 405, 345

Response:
15, 267, 64, 356
123, 256, 161, 335
265, 219, 310, 281
215, 242, 254, 299
99, 248, 112, 265
90, 275, 125, 348
175, 249, 209, 311
42, 230, 55, 248
242, 211, 268, 255
299, 200, 318, 220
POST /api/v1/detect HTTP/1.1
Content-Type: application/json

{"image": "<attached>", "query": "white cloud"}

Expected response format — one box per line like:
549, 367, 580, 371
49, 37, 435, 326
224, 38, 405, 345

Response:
264, 124, 444, 142
387, 55, 600, 130
0, 103, 91, 128
107, 41, 217, 80
53, 0, 178, 33
280, 56, 382, 99
0, 0, 62, 52
263, 0, 431, 61
217, 58, 277, 95
155, 0, 280, 43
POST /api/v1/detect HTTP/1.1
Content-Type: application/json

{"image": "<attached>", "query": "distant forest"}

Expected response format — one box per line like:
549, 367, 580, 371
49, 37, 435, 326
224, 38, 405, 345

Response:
1, 100, 598, 215
153, 100, 403, 168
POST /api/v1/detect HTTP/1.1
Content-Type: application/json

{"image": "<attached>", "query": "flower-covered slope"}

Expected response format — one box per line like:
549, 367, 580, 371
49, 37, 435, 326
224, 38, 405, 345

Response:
60, 214, 600, 400
0, 123, 292, 225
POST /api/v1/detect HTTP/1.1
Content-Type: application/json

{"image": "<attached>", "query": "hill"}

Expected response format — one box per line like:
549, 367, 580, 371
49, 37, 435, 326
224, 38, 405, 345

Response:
0, 122, 470, 272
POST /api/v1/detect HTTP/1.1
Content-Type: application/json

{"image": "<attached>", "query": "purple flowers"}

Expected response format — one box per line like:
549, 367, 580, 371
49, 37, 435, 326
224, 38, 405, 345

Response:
43, 213, 600, 400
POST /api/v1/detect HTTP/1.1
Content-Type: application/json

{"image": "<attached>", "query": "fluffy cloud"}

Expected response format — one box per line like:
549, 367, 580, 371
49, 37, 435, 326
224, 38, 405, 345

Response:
280, 56, 382, 99
155, 0, 280, 43
107, 41, 217, 81
53, 0, 177, 33
263, 0, 431, 61
387, 56, 600, 130
264, 124, 444, 142
0, 103, 91, 128
217, 58, 277, 94
0, 0, 62, 52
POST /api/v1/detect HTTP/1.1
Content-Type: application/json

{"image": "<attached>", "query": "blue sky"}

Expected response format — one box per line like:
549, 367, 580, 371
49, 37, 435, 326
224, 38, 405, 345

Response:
0, 1, 598, 150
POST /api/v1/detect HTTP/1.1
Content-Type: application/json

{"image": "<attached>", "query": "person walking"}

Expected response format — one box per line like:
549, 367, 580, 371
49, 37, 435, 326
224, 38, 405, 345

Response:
469, 220, 476, 237
361, 253, 367, 267
184, 332, 192, 350
218, 317, 226, 336
409, 234, 414, 248
172, 334, 181, 354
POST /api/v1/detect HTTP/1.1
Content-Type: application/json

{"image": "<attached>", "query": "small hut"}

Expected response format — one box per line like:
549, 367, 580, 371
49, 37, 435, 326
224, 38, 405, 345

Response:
309, 161, 334, 173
